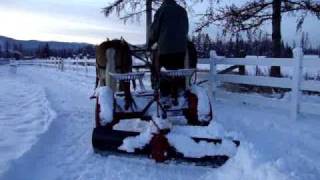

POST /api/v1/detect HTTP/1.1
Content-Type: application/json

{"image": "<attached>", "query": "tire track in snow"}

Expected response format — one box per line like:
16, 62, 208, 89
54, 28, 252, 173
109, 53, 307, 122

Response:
2, 66, 293, 180
1, 66, 212, 180
0, 66, 56, 177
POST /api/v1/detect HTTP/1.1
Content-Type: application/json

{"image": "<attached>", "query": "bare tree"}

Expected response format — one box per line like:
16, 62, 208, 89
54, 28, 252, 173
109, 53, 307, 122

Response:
196, 0, 320, 77
102, 0, 189, 44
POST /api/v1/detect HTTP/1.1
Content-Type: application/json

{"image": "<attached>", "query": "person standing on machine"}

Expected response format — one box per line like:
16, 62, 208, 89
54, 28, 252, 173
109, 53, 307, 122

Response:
148, 0, 189, 105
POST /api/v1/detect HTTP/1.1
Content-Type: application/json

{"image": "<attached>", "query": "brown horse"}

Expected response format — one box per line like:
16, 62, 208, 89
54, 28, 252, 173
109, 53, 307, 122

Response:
96, 39, 132, 89
95, 38, 198, 110
95, 39, 133, 110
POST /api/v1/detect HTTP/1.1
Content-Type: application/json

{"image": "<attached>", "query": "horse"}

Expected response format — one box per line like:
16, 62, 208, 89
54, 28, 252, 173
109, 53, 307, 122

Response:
95, 38, 198, 111
96, 38, 132, 89
95, 38, 133, 110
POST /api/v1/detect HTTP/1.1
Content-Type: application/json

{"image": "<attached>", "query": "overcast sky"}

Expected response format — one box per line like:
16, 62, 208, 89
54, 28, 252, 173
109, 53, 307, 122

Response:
0, 0, 320, 46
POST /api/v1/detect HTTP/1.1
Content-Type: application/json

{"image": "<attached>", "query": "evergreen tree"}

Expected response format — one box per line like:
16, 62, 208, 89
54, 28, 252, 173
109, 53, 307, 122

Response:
18, 44, 23, 55
36, 45, 42, 58
301, 32, 310, 50
190, 31, 295, 59
5, 41, 10, 58
215, 33, 224, 55
42, 43, 51, 58
13, 43, 19, 51
203, 34, 211, 57
292, 40, 297, 49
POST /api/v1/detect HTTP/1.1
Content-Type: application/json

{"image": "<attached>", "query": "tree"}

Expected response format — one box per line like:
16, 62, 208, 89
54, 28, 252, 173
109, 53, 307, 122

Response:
195, 33, 205, 57
197, 0, 320, 77
13, 43, 19, 52
42, 43, 51, 59
18, 44, 23, 55
103, 0, 188, 44
36, 45, 42, 58
37, 43, 51, 59
301, 31, 310, 49
5, 41, 10, 58
203, 34, 212, 57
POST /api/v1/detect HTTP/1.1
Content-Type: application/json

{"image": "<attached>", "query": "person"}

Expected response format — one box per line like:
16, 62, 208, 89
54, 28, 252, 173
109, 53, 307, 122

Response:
148, 0, 189, 103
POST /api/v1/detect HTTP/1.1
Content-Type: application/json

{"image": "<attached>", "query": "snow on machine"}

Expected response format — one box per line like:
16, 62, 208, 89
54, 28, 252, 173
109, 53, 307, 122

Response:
91, 38, 240, 167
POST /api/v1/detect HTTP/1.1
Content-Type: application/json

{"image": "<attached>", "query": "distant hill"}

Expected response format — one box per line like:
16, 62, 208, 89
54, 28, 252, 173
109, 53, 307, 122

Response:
0, 35, 93, 51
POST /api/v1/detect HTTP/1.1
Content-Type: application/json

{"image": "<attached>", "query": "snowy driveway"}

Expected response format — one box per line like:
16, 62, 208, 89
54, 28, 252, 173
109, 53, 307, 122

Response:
0, 67, 55, 176
0, 65, 319, 180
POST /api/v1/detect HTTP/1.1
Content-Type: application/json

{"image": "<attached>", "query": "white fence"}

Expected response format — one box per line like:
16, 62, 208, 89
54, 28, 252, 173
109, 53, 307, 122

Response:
208, 48, 320, 120
16, 50, 320, 120
18, 58, 96, 77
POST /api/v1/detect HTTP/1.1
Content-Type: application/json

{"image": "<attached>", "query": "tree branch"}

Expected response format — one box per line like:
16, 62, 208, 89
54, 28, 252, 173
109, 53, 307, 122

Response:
196, 0, 320, 33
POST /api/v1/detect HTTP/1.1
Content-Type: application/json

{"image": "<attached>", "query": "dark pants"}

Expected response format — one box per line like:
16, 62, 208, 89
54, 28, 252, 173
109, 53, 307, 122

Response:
159, 52, 186, 97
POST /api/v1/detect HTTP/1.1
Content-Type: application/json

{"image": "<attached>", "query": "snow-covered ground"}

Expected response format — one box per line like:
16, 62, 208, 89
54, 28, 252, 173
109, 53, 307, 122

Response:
0, 64, 319, 180
0, 60, 9, 65
0, 66, 55, 175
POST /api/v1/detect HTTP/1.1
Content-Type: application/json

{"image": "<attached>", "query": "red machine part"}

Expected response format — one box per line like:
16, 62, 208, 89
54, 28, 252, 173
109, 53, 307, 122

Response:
185, 91, 199, 125
95, 97, 102, 127
150, 133, 170, 162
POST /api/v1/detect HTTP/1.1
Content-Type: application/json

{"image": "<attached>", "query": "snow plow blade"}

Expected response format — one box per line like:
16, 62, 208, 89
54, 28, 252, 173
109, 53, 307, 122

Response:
92, 127, 240, 167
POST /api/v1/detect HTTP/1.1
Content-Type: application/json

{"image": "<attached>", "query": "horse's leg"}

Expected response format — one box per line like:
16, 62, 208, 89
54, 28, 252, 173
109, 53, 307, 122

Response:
106, 48, 117, 90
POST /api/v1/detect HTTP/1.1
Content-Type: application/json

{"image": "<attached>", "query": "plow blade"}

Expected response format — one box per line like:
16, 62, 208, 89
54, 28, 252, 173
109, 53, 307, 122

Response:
92, 127, 240, 167
92, 127, 151, 155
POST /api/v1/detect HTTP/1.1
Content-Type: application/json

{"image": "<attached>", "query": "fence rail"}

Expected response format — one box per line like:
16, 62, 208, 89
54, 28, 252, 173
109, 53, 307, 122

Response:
17, 58, 96, 78
209, 48, 320, 120
15, 51, 320, 120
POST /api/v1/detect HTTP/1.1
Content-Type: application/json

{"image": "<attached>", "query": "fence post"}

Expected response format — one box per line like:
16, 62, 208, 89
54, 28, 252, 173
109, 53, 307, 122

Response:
76, 57, 79, 72
60, 58, 64, 72
209, 50, 218, 113
58, 58, 61, 71
56, 58, 59, 70
59, 58, 62, 71
84, 56, 88, 76
291, 47, 303, 120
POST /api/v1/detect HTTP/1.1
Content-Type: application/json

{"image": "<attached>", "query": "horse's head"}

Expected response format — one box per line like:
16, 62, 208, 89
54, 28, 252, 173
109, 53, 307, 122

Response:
96, 38, 132, 73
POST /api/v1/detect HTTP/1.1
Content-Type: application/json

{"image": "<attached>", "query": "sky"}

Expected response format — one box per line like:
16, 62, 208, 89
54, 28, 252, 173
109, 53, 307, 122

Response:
0, 0, 320, 46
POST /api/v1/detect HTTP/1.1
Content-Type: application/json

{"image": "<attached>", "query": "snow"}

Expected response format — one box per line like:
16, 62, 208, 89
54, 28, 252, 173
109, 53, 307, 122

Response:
151, 114, 173, 130
117, 115, 173, 153
113, 119, 150, 132
191, 85, 211, 121
97, 86, 114, 125
166, 121, 237, 158
167, 133, 237, 158
202, 143, 290, 180
170, 122, 228, 139
119, 129, 153, 153
0, 62, 319, 180
9, 60, 18, 74
117, 115, 231, 155
0, 67, 56, 176
215, 102, 320, 180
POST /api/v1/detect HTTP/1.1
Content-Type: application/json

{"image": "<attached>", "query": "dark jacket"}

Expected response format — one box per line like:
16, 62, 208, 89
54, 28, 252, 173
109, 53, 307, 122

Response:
149, 0, 189, 55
